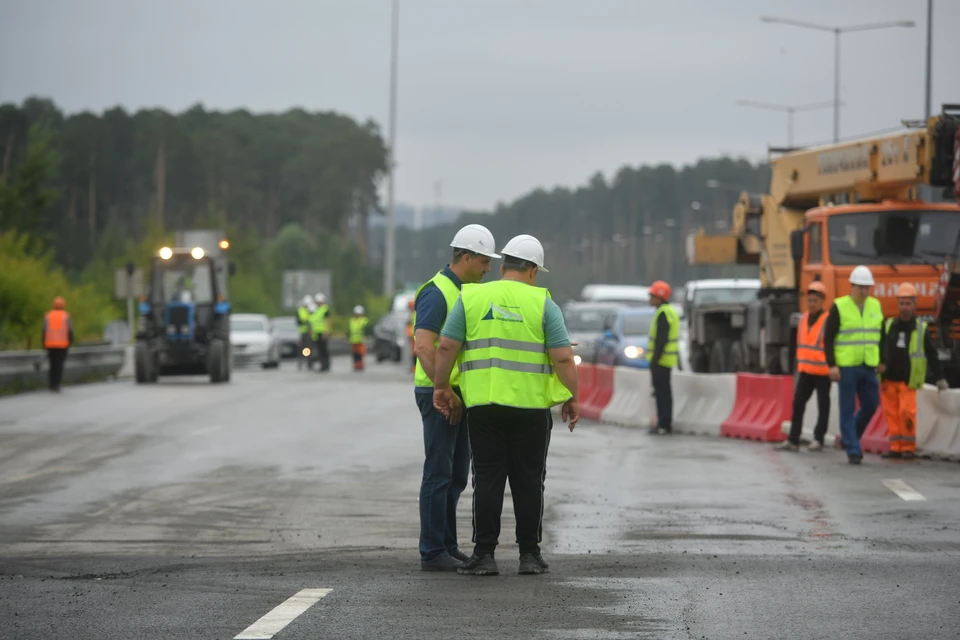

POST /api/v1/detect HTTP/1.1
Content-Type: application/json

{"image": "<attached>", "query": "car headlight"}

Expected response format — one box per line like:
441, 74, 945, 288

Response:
623, 345, 643, 359
574, 355, 582, 365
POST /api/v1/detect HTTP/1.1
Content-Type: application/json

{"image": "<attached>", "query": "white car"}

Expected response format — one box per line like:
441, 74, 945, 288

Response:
230, 313, 280, 369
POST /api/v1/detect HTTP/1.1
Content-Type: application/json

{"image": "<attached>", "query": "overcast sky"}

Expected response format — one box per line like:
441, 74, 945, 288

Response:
2, 0, 958, 211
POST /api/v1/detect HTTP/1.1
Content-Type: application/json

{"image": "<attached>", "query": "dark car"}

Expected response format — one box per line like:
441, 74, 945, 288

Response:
270, 316, 301, 359
562, 301, 628, 364
373, 309, 409, 362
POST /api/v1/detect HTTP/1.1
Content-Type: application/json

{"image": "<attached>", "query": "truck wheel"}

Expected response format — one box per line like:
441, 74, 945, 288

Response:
209, 339, 226, 383
728, 341, 745, 373
691, 348, 709, 373
134, 341, 151, 384
709, 339, 730, 373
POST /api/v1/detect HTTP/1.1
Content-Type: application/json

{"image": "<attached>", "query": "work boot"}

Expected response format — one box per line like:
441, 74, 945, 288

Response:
448, 548, 470, 563
881, 450, 902, 459
848, 454, 863, 465
901, 451, 916, 460
774, 441, 799, 452
518, 553, 549, 575
807, 441, 824, 452
420, 553, 462, 572
457, 554, 499, 576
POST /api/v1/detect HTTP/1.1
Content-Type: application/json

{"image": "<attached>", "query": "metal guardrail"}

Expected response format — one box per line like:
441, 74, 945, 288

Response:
0, 344, 127, 391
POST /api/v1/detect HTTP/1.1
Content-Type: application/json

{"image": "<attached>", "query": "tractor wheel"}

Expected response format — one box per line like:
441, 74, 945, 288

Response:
134, 341, 152, 384
209, 339, 227, 383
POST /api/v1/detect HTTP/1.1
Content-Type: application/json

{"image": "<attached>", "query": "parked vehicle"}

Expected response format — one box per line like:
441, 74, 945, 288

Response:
595, 307, 658, 369
230, 313, 280, 369
580, 284, 650, 304
562, 301, 628, 364
681, 279, 762, 373
270, 316, 301, 359
373, 309, 408, 362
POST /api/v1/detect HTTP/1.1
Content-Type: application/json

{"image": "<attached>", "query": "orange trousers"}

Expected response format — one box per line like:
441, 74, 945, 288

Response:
351, 343, 366, 370
880, 380, 917, 453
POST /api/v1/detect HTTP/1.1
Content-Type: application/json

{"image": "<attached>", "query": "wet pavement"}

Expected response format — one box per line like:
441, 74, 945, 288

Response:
1, 357, 959, 639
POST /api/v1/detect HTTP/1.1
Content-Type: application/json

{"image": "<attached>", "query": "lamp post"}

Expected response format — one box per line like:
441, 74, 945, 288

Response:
736, 99, 837, 147
760, 15, 915, 142
383, 0, 399, 298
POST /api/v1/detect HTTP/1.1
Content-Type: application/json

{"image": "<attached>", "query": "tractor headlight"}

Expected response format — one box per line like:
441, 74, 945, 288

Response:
623, 345, 643, 359
159, 247, 173, 260
167, 325, 176, 335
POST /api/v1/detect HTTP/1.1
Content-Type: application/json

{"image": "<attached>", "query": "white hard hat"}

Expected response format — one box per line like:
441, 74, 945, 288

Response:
849, 265, 875, 286
301, 295, 312, 306
314, 292, 327, 303
450, 224, 500, 258
500, 234, 548, 272
353, 305, 364, 315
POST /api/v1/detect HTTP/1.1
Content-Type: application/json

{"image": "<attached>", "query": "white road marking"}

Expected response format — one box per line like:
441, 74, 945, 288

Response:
234, 588, 333, 639
882, 479, 927, 502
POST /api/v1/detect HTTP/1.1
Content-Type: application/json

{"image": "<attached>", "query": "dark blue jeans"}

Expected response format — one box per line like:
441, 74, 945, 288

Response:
838, 365, 880, 457
416, 389, 470, 562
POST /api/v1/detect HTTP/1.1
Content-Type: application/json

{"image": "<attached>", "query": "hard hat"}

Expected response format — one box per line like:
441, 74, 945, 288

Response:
408, 299, 415, 309
450, 224, 501, 259
849, 265, 875, 286
500, 234, 548, 271
353, 305, 364, 315
301, 295, 313, 307
807, 281, 827, 296
314, 292, 327, 304
649, 281, 671, 301
52, 296, 65, 309
896, 283, 918, 298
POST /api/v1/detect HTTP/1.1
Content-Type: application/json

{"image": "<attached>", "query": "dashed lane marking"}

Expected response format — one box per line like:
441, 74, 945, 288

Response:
882, 479, 927, 502
234, 588, 333, 639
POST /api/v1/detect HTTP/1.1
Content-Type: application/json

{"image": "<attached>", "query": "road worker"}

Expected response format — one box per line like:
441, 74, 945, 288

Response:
349, 305, 369, 372
824, 265, 882, 464
297, 295, 315, 370
43, 296, 73, 392
646, 280, 680, 435
310, 293, 331, 372
413, 224, 500, 572
432, 234, 580, 577
877, 283, 948, 459
777, 281, 832, 452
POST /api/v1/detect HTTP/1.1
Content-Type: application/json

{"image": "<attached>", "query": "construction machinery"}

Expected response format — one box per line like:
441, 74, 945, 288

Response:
134, 230, 236, 384
689, 105, 960, 384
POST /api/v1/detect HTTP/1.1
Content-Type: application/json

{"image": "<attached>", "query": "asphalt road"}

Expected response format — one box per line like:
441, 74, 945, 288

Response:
1, 357, 959, 639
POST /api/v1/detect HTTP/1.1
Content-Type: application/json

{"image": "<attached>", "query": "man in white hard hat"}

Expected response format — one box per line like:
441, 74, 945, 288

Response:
349, 304, 369, 372
311, 293, 331, 372
413, 223, 500, 572
823, 265, 882, 464
433, 234, 580, 577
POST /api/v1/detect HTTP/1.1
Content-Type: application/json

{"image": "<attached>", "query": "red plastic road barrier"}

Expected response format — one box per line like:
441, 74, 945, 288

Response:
721, 373, 794, 442
581, 364, 615, 421
858, 408, 889, 454
576, 363, 597, 406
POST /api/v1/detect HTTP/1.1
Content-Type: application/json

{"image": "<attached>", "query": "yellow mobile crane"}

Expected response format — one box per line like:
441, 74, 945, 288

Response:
689, 105, 960, 383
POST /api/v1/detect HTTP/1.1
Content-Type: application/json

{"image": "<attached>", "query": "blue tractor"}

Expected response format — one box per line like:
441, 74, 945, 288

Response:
134, 240, 235, 384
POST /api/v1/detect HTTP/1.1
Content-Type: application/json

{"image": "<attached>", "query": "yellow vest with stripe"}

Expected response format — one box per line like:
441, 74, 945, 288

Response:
834, 295, 883, 367
414, 271, 462, 388
458, 280, 572, 410
349, 316, 368, 344
882, 318, 928, 389
646, 304, 680, 368
297, 307, 309, 334
309, 304, 329, 336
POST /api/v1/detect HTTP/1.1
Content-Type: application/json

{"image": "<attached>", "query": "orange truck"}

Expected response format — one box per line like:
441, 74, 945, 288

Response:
689, 105, 960, 384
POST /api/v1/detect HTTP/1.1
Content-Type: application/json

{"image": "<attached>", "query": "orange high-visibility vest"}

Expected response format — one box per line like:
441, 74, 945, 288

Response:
44, 309, 70, 349
796, 311, 829, 376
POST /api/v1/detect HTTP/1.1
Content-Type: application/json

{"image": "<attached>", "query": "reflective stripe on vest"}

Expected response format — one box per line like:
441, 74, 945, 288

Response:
458, 280, 572, 409
645, 304, 680, 368
834, 296, 883, 367
796, 311, 829, 375
44, 310, 70, 349
413, 271, 462, 388
349, 316, 368, 344
883, 318, 928, 389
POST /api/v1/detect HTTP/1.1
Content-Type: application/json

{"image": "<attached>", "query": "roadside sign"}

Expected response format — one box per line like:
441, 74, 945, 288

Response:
282, 270, 333, 310
114, 267, 144, 300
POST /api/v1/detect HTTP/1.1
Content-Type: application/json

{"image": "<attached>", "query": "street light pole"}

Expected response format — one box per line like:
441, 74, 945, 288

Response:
925, 0, 933, 119
383, 0, 399, 298
761, 16, 915, 143
736, 99, 836, 147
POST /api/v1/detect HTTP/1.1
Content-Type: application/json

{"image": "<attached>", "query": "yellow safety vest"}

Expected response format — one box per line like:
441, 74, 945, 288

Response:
646, 304, 680, 368
834, 295, 883, 367
458, 280, 572, 410
349, 316, 369, 345
309, 304, 329, 337
882, 318, 928, 389
297, 307, 309, 334
414, 271, 462, 388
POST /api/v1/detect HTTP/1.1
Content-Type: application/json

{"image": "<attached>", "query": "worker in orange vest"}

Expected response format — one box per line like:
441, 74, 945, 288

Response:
776, 281, 832, 452
43, 296, 74, 392
876, 283, 948, 459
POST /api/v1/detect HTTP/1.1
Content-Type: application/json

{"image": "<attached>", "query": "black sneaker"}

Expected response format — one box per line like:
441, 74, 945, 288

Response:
902, 451, 916, 460
848, 454, 863, 465
457, 554, 499, 576
448, 548, 470, 563
656, 427, 672, 435
881, 451, 902, 459
518, 553, 549, 575
420, 553, 462, 572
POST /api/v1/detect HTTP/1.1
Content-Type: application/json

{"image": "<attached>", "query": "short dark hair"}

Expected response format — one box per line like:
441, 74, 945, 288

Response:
451, 248, 479, 263
502, 255, 536, 272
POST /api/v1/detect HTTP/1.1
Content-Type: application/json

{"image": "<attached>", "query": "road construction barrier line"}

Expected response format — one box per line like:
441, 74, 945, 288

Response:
581, 364, 615, 421
672, 372, 735, 437
720, 373, 793, 442
0, 344, 126, 391
600, 367, 653, 428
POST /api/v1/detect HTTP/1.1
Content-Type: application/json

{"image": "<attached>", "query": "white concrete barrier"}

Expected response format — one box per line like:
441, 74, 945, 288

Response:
599, 367, 653, 428
916, 387, 960, 461
672, 372, 736, 436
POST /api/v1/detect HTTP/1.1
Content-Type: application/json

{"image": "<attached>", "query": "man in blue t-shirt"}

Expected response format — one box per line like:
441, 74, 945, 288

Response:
414, 224, 500, 572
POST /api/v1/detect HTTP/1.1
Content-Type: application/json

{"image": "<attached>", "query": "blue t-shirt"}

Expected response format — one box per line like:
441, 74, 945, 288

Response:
414, 265, 463, 394
441, 288, 570, 348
